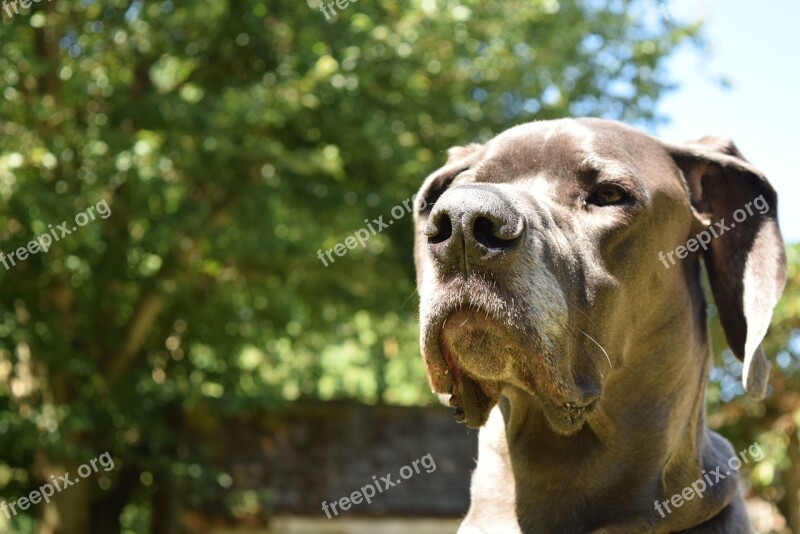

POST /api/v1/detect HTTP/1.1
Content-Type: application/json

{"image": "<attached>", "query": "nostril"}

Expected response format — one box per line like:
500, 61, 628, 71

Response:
472, 216, 523, 250
425, 213, 452, 245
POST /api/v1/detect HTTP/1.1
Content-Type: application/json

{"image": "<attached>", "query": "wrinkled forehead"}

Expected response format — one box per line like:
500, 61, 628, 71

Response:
472, 119, 669, 186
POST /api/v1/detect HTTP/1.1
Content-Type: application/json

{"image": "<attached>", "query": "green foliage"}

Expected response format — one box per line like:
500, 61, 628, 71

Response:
0, 0, 703, 530
706, 244, 800, 526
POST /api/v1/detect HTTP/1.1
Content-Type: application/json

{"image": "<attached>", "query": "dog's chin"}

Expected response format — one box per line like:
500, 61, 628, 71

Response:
425, 307, 516, 428
539, 400, 593, 436
423, 306, 597, 436
424, 307, 598, 433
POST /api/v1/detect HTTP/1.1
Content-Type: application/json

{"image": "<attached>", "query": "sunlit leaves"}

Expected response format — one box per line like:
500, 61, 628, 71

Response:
0, 0, 706, 528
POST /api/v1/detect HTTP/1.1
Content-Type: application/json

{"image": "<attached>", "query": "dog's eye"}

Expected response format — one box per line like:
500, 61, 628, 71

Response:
588, 184, 627, 207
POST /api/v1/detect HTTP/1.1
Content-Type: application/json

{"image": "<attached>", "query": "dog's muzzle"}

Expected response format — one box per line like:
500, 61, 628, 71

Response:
420, 186, 530, 427
424, 185, 526, 276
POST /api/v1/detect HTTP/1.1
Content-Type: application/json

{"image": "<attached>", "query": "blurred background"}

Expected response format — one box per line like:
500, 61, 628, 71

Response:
0, 0, 797, 533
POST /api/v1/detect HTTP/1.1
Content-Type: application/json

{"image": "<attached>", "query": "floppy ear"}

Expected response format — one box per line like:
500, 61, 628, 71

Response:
666, 137, 787, 399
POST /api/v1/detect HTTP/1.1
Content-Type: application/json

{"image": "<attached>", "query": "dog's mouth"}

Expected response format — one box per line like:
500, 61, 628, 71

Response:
439, 337, 498, 428
424, 305, 600, 433
539, 394, 598, 435
428, 306, 514, 428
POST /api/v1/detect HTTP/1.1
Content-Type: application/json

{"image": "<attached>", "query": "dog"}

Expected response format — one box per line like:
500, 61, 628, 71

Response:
412, 118, 786, 533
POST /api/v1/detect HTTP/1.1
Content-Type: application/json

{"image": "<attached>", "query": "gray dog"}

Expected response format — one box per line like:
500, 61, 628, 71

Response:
413, 118, 786, 533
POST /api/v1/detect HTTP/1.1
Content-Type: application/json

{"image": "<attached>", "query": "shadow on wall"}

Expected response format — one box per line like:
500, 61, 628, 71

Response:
188, 400, 478, 531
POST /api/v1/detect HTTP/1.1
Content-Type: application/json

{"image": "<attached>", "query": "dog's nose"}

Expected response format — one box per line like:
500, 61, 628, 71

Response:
424, 186, 525, 271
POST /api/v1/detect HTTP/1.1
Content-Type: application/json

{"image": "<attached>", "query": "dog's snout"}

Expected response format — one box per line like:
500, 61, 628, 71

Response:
425, 186, 525, 271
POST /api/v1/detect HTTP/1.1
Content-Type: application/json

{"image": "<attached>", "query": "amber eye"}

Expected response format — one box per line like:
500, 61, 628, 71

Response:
588, 184, 627, 207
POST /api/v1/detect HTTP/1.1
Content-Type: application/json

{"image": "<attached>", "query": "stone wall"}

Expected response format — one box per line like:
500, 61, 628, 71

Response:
211, 400, 479, 519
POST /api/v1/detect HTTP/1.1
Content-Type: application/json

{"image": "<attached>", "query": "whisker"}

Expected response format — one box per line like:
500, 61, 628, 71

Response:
579, 328, 612, 371
400, 288, 420, 311
565, 300, 601, 331
560, 318, 584, 347
477, 324, 488, 348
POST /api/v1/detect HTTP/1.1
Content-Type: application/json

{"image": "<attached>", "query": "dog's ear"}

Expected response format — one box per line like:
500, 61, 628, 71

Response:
445, 143, 483, 163
415, 143, 484, 213
666, 137, 787, 399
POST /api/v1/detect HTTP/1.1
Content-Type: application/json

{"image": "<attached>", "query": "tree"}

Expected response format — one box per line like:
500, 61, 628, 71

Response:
707, 243, 800, 533
0, 1, 700, 532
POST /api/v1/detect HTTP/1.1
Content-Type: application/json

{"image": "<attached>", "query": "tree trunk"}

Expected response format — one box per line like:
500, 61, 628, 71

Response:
37, 462, 91, 534
89, 462, 141, 534
152, 400, 186, 534
151, 467, 184, 534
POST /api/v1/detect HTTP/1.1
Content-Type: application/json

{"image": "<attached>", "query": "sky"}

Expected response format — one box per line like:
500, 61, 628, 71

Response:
654, 0, 799, 243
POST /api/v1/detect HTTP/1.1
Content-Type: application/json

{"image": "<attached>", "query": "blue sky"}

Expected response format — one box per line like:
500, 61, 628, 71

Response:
654, 0, 799, 243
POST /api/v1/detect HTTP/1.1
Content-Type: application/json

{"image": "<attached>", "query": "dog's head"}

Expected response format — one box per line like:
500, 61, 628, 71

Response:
413, 118, 785, 434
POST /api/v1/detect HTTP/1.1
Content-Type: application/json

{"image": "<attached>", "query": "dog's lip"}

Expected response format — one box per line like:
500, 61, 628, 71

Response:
424, 305, 501, 386
561, 398, 599, 413
536, 395, 599, 435
423, 305, 503, 427
425, 308, 600, 432
446, 373, 493, 427
422, 305, 468, 394
422, 321, 453, 394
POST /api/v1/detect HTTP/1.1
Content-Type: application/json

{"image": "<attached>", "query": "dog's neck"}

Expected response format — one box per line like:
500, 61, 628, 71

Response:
468, 268, 743, 533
